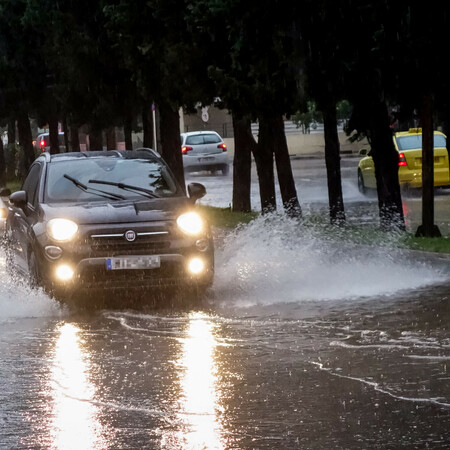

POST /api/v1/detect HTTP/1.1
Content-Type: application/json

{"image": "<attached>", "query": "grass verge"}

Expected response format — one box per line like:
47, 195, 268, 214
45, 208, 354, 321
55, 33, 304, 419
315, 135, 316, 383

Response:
197, 205, 258, 229
6, 179, 21, 193
199, 205, 450, 255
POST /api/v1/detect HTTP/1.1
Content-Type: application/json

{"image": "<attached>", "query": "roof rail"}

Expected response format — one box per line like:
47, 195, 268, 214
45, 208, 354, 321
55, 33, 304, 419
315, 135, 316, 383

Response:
50, 151, 89, 161
108, 150, 125, 158
134, 147, 161, 158
42, 152, 51, 162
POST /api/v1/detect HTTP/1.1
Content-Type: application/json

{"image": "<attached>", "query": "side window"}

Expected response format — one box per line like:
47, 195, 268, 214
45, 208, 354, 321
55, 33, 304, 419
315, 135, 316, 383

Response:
22, 164, 41, 208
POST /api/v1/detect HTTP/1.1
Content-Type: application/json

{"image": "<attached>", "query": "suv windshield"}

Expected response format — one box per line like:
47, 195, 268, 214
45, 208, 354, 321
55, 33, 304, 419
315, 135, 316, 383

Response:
45, 158, 178, 203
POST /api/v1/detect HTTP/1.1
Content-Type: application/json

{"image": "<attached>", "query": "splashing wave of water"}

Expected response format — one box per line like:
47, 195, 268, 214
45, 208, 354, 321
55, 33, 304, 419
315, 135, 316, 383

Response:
213, 213, 448, 305
0, 254, 64, 321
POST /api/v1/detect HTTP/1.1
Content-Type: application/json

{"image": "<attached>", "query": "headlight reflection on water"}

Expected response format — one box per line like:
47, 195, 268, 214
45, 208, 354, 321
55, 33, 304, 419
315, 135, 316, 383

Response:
166, 312, 224, 449
49, 323, 107, 449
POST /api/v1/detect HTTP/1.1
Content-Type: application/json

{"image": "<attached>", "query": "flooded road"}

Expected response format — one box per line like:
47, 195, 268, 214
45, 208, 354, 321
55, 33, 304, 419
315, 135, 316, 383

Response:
1, 215, 449, 449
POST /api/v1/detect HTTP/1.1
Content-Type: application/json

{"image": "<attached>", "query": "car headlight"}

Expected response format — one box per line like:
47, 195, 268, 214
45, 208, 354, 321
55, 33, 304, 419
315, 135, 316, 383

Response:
176, 212, 204, 236
47, 218, 78, 241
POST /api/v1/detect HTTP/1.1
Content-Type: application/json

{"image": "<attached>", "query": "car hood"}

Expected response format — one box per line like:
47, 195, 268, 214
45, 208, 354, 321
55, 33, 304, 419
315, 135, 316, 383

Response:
40, 197, 193, 225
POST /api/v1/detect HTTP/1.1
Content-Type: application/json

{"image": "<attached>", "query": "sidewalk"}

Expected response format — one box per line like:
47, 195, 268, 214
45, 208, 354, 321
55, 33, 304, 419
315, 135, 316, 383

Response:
223, 130, 368, 160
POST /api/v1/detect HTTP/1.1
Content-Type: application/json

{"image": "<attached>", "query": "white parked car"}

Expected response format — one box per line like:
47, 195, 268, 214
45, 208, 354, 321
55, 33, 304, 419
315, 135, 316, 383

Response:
180, 131, 229, 175
35, 132, 65, 152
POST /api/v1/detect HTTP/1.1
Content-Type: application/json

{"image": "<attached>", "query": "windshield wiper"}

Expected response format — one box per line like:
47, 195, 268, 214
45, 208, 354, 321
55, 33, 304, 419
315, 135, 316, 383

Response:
88, 179, 159, 198
63, 174, 125, 200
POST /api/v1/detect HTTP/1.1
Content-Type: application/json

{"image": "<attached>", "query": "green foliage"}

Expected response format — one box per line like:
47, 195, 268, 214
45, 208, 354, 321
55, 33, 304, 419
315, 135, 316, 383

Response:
6, 178, 21, 193
291, 101, 322, 132
197, 205, 258, 229
402, 235, 450, 255
291, 100, 352, 132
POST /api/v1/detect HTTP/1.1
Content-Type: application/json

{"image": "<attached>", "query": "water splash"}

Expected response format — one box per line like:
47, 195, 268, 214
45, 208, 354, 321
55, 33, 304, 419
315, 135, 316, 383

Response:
213, 213, 448, 305
0, 254, 65, 321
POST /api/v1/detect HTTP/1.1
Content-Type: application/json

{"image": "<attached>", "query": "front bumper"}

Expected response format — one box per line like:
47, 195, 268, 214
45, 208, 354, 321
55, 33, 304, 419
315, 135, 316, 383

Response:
399, 168, 450, 188
40, 252, 214, 295
35, 220, 214, 296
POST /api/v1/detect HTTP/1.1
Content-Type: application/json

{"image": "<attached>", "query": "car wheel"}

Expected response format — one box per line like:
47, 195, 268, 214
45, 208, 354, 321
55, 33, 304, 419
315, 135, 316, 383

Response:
357, 169, 367, 195
221, 164, 229, 176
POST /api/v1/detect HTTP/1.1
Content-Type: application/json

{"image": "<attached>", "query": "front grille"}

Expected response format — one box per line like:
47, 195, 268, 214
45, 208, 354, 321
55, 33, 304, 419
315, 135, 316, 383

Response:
90, 239, 170, 257
88, 230, 172, 257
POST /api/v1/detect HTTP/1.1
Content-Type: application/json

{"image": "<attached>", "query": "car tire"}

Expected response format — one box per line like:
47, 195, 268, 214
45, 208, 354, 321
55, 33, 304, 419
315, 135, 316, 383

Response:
221, 164, 229, 176
358, 169, 367, 195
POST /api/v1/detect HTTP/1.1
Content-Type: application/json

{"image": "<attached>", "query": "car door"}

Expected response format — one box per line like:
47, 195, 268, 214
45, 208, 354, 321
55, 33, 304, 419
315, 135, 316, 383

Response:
359, 153, 377, 189
8, 164, 42, 273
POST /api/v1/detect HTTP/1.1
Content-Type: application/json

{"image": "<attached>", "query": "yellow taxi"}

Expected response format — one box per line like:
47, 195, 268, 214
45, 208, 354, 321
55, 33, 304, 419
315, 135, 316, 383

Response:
357, 128, 450, 193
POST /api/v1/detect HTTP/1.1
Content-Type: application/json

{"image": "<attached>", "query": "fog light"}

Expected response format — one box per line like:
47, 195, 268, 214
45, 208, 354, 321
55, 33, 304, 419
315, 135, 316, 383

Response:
55, 264, 74, 281
188, 257, 204, 275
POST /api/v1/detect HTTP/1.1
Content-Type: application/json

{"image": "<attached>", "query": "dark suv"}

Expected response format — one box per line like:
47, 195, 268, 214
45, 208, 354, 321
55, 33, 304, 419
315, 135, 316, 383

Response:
4, 149, 214, 300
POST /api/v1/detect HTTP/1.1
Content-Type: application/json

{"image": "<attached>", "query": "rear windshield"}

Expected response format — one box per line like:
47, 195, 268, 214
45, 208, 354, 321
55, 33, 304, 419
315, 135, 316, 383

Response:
45, 158, 178, 203
185, 133, 221, 145
396, 134, 447, 150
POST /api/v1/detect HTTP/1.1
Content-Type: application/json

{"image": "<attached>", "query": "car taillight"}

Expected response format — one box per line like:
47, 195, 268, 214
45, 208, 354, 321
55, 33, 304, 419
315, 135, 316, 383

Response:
181, 146, 193, 154
398, 152, 407, 167
40, 140, 45, 147
217, 143, 227, 152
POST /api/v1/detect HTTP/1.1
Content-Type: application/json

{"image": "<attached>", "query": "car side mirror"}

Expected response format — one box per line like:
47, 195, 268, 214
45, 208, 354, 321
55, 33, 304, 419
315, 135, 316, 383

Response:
187, 183, 206, 202
9, 190, 27, 208
0, 187, 11, 197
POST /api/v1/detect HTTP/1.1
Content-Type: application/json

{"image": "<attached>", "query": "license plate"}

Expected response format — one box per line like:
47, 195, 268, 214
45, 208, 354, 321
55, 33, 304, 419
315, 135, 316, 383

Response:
198, 157, 215, 162
106, 255, 161, 270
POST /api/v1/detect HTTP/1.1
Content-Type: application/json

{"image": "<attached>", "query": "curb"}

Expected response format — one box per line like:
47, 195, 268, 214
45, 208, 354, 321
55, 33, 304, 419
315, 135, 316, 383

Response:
290, 151, 360, 160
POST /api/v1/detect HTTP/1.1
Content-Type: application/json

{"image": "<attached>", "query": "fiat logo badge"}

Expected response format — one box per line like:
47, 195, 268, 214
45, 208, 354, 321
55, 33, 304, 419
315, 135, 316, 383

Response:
124, 230, 136, 242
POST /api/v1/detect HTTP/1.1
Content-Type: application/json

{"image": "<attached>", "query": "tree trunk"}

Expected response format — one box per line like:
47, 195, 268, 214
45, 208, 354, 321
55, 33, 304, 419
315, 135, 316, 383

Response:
62, 117, 69, 152
106, 126, 116, 150
6, 119, 16, 180
258, 113, 301, 216
159, 101, 185, 191
89, 128, 103, 151
416, 94, 440, 237
17, 110, 35, 178
254, 117, 276, 213
142, 102, 154, 149
232, 115, 255, 212
48, 115, 60, 155
7, 119, 15, 146
271, 114, 301, 217
0, 138, 6, 187
323, 101, 346, 225
369, 101, 405, 231
69, 125, 80, 152
124, 110, 133, 150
